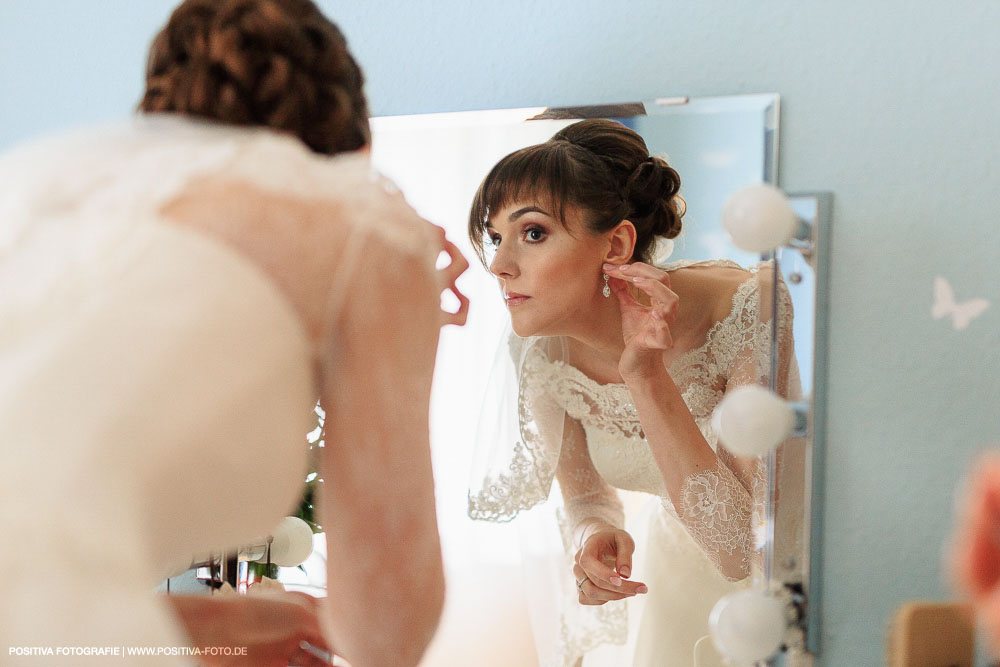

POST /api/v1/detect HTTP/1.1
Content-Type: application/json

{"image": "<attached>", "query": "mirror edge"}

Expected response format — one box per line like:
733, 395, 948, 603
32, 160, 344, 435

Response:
788, 191, 833, 656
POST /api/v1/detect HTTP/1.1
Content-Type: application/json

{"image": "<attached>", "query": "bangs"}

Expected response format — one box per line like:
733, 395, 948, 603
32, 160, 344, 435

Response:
468, 142, 582, 267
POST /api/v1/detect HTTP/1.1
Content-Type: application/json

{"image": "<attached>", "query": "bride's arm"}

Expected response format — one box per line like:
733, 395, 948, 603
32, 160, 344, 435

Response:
555, 414, 649, 601
617, 265, 795, 581
606, 262, 761, 581
317, 226, 445, 667
622, 370, 754, 580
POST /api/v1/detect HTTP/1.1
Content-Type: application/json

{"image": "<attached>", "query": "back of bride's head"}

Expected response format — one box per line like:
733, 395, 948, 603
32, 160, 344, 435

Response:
140, 0, 369, 155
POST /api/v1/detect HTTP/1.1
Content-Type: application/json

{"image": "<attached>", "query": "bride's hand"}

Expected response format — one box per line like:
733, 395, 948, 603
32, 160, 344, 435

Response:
168, 591, 335, 666
431, 225, 470, 327
574, 527, 647, 605
602, 262, 678, 380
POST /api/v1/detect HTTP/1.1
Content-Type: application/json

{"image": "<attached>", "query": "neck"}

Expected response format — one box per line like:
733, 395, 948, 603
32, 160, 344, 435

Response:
564, 292, 627, 374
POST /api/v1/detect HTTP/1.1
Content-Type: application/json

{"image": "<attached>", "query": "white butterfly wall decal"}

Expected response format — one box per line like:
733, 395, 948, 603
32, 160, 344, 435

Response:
932, 276, 990, 331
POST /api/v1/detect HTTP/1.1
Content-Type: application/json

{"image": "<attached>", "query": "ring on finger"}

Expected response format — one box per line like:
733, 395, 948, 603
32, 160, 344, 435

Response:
575, 576, 588, 592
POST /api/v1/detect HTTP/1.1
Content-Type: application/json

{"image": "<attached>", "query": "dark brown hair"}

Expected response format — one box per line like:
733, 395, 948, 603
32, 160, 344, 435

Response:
468, 119, 683, 266
139, 0, 369, 155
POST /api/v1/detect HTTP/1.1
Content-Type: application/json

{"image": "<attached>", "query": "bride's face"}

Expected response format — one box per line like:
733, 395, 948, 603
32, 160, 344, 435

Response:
486, 200, 608, 337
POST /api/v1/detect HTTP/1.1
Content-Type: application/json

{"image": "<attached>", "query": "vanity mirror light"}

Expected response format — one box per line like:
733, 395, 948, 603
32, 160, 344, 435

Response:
370, 94, 828, 666
712, 187, 832, 663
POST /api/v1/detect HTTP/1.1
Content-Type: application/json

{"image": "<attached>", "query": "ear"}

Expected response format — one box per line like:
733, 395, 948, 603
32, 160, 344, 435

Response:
604, 220, 637, 264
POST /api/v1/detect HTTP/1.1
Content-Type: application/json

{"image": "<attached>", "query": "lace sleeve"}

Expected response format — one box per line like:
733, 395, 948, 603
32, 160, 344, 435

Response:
671, 266, 797, 582
676, 460, 754, 580
675, 265, 799, 582
555, 415, 625, 549
726, 262, 796, 400
717, 264, 792, 499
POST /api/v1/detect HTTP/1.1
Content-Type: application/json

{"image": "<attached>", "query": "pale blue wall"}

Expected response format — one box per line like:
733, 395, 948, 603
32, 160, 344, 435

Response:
3, 2, 1000, 664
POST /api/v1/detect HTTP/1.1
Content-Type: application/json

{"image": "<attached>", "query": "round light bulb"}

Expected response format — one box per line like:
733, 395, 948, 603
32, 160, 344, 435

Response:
260, 516, 314, 567
721, 183, 797, 253
713, 385, 794, 457
709, 589, 785, 663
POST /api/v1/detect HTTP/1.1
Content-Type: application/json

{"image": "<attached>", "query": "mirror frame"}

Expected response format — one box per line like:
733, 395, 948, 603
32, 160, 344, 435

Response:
786, 191, 833, 656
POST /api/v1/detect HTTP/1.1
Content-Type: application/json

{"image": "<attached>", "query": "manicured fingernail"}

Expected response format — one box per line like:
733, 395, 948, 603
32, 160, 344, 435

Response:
620, 566, 631, 577
609, 575, 622, 586
602, 263, 616, 271
637, 585, 648, 594
633, 276, 643, 283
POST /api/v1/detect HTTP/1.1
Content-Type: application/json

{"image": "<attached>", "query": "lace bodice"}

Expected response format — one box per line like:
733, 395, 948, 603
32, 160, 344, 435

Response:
464, 258, 798, 666
541, 259, 773, 483
518, 260, 792, 580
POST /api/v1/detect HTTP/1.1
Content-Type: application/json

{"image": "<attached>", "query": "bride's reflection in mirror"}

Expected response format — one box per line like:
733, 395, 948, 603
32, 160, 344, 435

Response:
368, 97, 808, 666
464, 119, 799, 666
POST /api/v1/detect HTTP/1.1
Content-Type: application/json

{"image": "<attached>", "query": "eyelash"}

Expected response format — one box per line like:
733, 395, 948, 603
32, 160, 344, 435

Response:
486, 226, 546, 248
524, 226, 546, 243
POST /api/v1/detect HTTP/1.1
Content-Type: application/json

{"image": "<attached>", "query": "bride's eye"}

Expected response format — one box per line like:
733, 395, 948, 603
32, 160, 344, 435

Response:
485, 233, 500, 248
524, 226, 546, 243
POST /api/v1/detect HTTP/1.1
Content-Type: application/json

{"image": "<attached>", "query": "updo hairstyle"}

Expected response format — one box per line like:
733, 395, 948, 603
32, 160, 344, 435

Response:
139, 0, 369, 155
468, 118, 684, 266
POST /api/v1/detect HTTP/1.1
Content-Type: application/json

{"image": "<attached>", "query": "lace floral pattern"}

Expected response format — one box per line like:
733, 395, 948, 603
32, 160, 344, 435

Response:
468, 440, 551, 522
554, 604, 627, 667
544, 365, 643, 440
468, 338, 566, 522
678, 463, 754, 580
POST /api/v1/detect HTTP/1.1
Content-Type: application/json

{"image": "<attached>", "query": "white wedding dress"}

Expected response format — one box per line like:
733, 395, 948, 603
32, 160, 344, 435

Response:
0, 116, 436, 663
470, 260, 804, 667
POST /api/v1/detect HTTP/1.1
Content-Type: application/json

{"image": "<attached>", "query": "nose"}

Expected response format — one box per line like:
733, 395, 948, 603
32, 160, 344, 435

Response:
489, 243, 517, 279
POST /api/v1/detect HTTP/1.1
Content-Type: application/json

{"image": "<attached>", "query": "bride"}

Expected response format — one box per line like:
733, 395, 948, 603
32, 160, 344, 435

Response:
0, 1, 467, 665
467, 119, 798, 665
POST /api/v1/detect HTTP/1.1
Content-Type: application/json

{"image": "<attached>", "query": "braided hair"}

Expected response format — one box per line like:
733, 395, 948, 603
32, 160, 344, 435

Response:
140, 0, 369, 155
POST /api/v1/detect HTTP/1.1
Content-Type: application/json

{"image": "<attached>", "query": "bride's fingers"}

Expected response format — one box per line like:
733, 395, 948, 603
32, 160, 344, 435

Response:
436, 236, 471, 327
577, 555, 645, 596
607, 270, 677, 319
579, 581, 630, 604
647, 309, 674, 348
577, 550, 621, 590
441, 283, 470, 327
614, 282, 674, 350
573, 565, 630, 604
609, 275, 638, 305
439, 237, 470, 284
604, 261, 671, 287
573, 563, 645, 601
630, 277, 679, 318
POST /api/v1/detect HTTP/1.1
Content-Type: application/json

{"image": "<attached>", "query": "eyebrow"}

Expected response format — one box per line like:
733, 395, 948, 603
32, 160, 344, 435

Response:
511, 205, 551, 221
483, 205, 552, 229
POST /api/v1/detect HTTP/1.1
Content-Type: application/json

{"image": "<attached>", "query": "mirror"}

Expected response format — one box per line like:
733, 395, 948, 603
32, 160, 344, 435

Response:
370, 94, 819, 665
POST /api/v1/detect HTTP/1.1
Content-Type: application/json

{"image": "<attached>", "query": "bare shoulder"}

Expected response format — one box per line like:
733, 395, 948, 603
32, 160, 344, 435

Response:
669, 262, 756, 325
